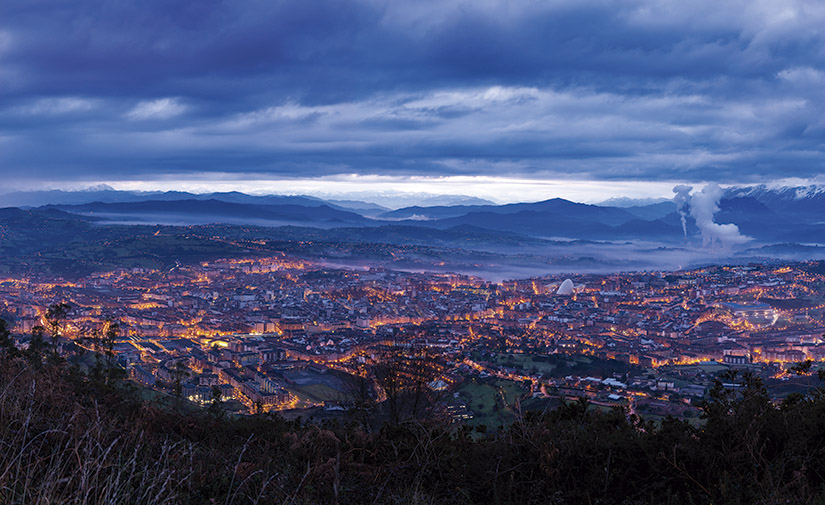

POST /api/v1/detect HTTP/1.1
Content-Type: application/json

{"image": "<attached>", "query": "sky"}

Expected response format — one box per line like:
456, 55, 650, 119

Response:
1, 0, 824, 202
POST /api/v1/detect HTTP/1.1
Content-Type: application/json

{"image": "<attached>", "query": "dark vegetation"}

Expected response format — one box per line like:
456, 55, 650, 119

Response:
3, 320, 825, 504
0, 209, 257, 276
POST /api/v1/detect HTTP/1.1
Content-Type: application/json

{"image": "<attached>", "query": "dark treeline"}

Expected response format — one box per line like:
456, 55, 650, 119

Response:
3, 326, 825, 504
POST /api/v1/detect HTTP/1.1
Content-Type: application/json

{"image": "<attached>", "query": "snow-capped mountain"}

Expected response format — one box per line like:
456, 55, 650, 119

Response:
725, 184, 825, 216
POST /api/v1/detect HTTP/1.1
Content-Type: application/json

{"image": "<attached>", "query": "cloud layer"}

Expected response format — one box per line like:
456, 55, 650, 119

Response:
1, 0, 824, 187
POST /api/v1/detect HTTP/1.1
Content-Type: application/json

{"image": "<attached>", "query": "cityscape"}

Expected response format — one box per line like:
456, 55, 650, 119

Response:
4, 251, 825, 427
4, 0, 825, 502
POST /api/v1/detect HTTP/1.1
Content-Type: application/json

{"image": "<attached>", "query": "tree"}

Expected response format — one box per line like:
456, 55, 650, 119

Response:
789, 359, 813, 375
172, 360, 189, 397
209, 385, 223, 416
44, 302, 71, 353
0, 318, 12, 350
85, 318, 124, 385
102, 319, 119, 362
341, 364, 378, 430
371, 341, 447, 426
30, 325, 47, 352
103, 319, 124, 384
788, 359, 817, 393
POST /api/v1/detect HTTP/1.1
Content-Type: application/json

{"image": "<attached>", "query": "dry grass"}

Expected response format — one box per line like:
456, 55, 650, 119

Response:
5, 350, 821, 505
0, 361, 190, 504
0, 356, 330, 505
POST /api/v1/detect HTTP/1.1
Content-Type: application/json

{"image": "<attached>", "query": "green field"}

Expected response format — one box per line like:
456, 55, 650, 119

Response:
455, 377, 529, 430
473, 351, 635, 379
289, 382, 343, 404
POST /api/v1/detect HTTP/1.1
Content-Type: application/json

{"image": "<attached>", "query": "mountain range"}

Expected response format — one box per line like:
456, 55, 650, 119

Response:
15, 184, 816, 244
2, 184, 824, 277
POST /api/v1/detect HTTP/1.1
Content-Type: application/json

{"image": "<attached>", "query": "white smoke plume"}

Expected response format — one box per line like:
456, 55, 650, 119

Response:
688, 183, 749, 249
672, 185, 693, 238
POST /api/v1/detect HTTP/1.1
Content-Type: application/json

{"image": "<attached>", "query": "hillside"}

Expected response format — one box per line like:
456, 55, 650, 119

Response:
2, 345, 825, 504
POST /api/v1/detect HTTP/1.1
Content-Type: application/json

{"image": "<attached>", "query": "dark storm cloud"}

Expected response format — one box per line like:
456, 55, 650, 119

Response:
1, 0, 825, 185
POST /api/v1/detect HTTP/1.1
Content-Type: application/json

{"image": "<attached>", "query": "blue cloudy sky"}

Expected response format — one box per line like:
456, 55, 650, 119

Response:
1, 0, 824, 201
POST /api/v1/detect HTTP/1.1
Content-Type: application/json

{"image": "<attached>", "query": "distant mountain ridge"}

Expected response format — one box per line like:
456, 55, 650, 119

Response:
381, 198, 640, 224
3, 183, 824, 249
1, 189, 340, 209
3, 184, 825, 277
0, 188, 488, 211
47, 199, 375, 228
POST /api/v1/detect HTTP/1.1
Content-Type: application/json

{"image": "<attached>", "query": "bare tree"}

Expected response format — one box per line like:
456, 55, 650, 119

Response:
370, 341, 448, 426
172, 360, 189, 397
340, 363, 379, 430
102, 319, 119, 362
45, 302, 71, 353
0, 318, 12, 350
